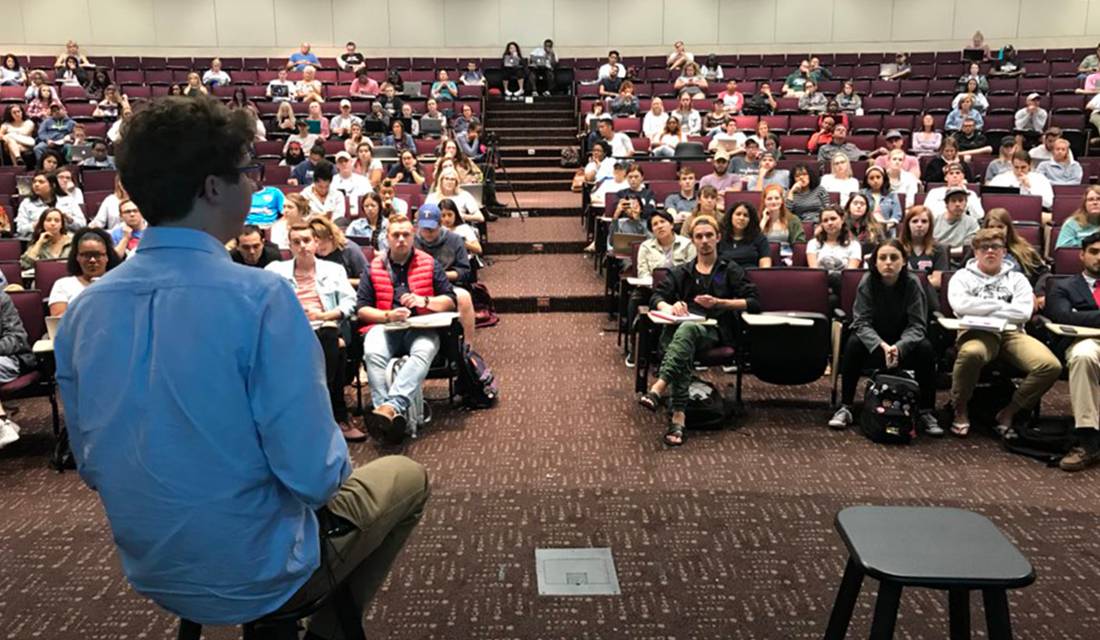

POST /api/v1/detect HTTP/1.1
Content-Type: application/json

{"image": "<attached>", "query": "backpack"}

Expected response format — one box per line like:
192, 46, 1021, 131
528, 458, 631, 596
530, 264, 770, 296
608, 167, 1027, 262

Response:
560, 147, 580, 168
469, 283, 499, 328
859, 371, 920, 444
684, 378, 731, 430
1002, 420, 1074, 466
457, 343, 499, 409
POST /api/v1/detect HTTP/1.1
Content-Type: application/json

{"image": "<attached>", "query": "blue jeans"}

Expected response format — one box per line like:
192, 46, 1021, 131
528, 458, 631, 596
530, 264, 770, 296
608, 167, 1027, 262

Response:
363, 325, 439, 418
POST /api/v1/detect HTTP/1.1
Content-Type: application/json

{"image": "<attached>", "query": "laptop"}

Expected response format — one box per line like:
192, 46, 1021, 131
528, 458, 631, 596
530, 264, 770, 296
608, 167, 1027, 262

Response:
962, 48, 985, 63
269, 83, 289, 99
69, 143, 93, 162
15, 175, 33, 198
981, 185, 1021, 195
419, 117, 444, 137
463, 183, 484, 206
45, 316, 61, 341
611, 232, 647, 255
402, 82, 422, 98
878, 63, 898, 78
529, 54, 549, 68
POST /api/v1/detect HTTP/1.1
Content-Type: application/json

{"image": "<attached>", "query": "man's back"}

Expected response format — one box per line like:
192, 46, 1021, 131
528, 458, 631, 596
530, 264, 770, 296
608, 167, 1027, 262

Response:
54, 227, 350, 624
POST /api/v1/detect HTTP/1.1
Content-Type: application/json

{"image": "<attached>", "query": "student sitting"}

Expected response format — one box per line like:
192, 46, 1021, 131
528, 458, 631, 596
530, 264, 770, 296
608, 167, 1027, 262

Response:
980, 208, 1049, 309
413, 203, 477, 346
829, 239, 940, 435
844, 193, 886, 258
679, 185, 722, 236
265, 223, 361, 442
786, 164, 830, 223
663, 168, 698, 225
760, 184, 806, 245
987, 149, 1054, 210
807, 205, 863, 273
1044, 232, 1100, 471
947, 228, 1062, 437
718, 202, 771, 268
933, 187, 981, 266
356, 215, 456, 443
230, 225, 282, 269
898, 206, 948, 290
625, 211, 696, 367
637, 215, 760, 446
1056, 185, 1100, 249
607, 194, 649, 251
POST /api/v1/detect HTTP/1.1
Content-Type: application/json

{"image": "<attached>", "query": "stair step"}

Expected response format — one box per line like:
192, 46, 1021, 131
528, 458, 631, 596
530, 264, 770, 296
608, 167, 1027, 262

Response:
501, 167, 576, 179
487, 126, 576, 134
496, 156, 572, 168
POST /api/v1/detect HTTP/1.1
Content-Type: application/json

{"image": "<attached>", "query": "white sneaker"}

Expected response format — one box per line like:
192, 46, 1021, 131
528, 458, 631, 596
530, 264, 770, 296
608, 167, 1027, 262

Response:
0, 417, 21, 449
828, 406, 853, 430
920, 412, 944, 437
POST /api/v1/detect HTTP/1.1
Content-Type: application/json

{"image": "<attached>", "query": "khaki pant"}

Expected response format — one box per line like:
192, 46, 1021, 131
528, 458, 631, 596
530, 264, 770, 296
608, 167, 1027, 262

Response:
274, 455, 429, 639
1067, 339, 1100, 429
951, 330, 1062, 414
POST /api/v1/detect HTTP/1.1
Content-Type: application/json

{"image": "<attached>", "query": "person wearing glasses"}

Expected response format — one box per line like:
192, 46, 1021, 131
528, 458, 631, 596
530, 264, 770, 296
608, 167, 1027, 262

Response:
947, 228, 1061, 438
53, 97, 428, 639
48, 227, 122, 316
109, 199, 148, 258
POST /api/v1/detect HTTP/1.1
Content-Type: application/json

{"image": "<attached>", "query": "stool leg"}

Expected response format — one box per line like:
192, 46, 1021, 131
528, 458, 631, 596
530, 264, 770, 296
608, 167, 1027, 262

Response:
823, 557, 864, 640
982, 589, 1013, 640
948, 589, 970, 640
868, 581, 902, 640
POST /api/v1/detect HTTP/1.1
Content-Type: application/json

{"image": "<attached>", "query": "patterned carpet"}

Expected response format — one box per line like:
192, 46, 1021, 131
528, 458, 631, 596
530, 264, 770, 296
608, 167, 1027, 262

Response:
489, 218, 587, 244
2, 310, 1099, 639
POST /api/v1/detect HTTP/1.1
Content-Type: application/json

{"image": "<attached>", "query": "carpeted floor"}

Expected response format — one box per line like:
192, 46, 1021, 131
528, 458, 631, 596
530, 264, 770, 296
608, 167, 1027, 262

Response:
2, 310, 1099, 639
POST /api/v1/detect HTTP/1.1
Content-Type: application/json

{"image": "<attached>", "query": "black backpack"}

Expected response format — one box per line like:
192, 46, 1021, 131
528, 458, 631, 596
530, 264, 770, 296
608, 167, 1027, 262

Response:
456, 344, 499, 409
684, 378, 731, 430
1003, 420, 1074, 466
469, 283, 499, 328
859, 371, 920, 444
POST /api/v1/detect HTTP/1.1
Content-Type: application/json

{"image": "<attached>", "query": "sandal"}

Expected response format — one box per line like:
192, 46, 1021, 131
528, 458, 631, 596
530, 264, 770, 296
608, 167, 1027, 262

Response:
664, 422, 685, 447
638, 391, 661, 412
951, 419, 970, 437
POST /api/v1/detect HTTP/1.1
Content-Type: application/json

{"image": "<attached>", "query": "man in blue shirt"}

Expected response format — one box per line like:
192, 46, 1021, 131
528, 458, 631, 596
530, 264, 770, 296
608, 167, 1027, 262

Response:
287, 42, 320, 72
54, 96, 428, 638
34, 103, 75, 161
246, 184, 285, 226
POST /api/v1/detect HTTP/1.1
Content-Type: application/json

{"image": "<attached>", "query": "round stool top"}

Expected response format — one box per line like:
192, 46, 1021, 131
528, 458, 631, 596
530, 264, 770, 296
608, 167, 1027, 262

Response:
835, 506, 1035, 589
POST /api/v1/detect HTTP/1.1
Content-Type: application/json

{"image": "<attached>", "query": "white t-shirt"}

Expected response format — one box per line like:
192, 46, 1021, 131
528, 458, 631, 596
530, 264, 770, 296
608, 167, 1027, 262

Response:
451, 223, 479, 245
597, 63, 627, 80
48, 275, 88, 307
807, 238, 863, 270
642, 111, 669, 140
592, 177, 628, 208
606, 132, 635, 158
331, 172, 373, 219
923, 186, 985, 219
267, 79, 295, 102
425, 190, 482, 222
202, 70, 231, 86
819, 174, 860, 205
92, 193, 122, 230
987, 171, 1054, 209
301, 186, 346, 220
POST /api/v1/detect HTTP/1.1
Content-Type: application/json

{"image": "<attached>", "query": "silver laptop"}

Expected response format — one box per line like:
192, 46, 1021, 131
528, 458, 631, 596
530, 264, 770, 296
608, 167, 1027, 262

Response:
402, 82, 422, 98
463, 183, 484, 206
419, 117, 444, 136
69, 144, 93, 162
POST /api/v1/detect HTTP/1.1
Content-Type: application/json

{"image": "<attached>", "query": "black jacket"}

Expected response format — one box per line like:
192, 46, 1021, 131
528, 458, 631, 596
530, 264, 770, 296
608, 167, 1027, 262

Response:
1045, 274, 1100, 355
0, 292, 34, 372
231, 244, 282, 269
651, 257, 761, 344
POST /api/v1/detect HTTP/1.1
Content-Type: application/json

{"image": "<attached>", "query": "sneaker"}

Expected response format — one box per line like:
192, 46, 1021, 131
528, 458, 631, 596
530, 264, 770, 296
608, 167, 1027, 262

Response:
543, 91, 551, 96
828, 406, 853, 430
920, 412, 944, 437
0, 417, 19, 449
721, 365, 738, 374
1060, 446, 1100, 472
583, 241, 596, 253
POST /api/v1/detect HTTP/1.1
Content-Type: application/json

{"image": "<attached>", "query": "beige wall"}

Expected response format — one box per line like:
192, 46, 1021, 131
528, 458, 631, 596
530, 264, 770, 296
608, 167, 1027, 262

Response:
1, 0, 1099, 58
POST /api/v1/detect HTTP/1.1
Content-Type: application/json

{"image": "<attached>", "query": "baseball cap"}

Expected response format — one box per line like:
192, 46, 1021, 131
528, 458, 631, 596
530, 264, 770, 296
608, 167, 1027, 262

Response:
944, 186, 969, 200
417, 202, 442, 229
334, 151, 353, 162
713, 149, 731, 161
339, 99, 352, 108
743, 137, 760, 147
884, 129, 903, 140
1026, 92, 1041, 101
999, 135, 1016, 148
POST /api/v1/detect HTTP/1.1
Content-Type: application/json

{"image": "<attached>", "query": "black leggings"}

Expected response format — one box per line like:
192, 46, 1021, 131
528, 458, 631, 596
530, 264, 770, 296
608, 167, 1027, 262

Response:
316, 326, 348, 422
840, 335, 936, 410
532, 67, 554, 93
503, 66, 526, 93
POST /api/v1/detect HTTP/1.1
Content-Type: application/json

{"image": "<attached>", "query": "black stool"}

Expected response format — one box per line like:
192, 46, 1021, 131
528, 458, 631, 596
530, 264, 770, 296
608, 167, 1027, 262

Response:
177, 580, 364, 639
824, 506, 1034, 639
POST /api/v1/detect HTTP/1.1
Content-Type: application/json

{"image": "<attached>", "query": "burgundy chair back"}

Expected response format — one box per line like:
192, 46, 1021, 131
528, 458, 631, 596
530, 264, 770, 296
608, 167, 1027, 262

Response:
34, 260, 69, 304
0, 262, 20, 288
746, 267, 829, 315
7, 290, 45, 343
939, 270, 957, 317
981, 194, 1043, 225
839, 268, 869, 317
0, 240, 20, 262
1053, 248, 1080, 275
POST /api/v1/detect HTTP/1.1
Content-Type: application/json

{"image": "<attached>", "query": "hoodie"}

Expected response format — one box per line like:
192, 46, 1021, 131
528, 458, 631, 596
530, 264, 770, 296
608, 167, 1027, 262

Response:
947, 258, 1034, 324
415, 228, 471, 286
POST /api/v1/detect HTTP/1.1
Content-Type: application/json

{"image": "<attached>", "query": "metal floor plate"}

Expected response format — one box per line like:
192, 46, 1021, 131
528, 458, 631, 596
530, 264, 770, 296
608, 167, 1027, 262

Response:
535, 547, 621, 596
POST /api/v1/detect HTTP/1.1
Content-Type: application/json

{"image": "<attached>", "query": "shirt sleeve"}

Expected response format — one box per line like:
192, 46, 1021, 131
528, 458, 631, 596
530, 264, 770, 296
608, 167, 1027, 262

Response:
248, 283, 351, 508
432, 260, 456, 304
356, 270, 376, 310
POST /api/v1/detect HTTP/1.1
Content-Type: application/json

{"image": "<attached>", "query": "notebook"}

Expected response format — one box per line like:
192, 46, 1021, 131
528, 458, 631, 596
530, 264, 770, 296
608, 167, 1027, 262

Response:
306, 119, 322, 135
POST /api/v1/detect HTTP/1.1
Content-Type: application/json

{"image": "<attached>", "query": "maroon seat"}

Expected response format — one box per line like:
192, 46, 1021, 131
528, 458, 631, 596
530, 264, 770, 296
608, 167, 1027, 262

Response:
849, 115, 882, 134
0, 261, 20, 287
637, 162, 678, 181
1053, 248, 1080, 274
1015, 223, 1042, 251
613, 118, 641, 134
980, 194, 1043, 225
862, 96, 894, 114
788, 115, 818, 134
81, 169, 117, 193
0, 241, 20, 261
34, 260, 69, 305
3, 290, 60, 443
767, 242, 809, 267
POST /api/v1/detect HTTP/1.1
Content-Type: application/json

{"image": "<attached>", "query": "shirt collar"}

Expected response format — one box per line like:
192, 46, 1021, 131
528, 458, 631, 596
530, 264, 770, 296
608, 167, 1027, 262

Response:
1084, 271, 1098, 289
134, 227, 232, 260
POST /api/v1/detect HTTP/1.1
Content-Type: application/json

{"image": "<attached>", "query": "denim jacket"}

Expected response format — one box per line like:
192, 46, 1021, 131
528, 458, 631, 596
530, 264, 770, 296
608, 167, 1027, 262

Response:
265, 258, 356, 327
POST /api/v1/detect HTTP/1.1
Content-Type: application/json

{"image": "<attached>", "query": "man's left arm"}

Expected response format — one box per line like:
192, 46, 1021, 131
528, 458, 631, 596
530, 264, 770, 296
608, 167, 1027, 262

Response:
425, 261, 456, 312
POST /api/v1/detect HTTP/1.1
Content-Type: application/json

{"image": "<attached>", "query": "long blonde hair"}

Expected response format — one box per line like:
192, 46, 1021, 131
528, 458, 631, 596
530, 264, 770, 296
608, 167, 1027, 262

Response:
1071, 185, 1100, 229
982, 208, 1043, 274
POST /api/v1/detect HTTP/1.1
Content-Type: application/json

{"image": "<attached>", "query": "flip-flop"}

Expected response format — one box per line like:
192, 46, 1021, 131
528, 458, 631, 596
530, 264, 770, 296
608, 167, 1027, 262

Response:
638, 391, 661, 412
951, 420, 970, 437
664, 422, 685, 447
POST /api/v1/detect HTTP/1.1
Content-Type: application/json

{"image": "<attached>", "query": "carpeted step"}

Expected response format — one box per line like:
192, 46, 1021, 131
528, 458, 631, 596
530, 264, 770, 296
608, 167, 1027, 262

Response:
487, 217, 586, 254
491, 190, 583, 216
478, 253, 603, 312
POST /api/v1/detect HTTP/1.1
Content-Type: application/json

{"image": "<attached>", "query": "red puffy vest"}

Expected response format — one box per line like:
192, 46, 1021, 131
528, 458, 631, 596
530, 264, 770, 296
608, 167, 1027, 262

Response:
366, 249, 436, 324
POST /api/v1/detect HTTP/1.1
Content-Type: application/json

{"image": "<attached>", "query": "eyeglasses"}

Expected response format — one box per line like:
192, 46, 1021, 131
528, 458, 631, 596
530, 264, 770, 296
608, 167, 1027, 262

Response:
229, 163, 265, 192
976, 243, 1005, 252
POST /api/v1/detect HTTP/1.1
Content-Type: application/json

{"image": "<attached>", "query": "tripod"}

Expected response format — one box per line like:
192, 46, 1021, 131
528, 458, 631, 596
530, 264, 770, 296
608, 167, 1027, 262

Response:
483, 132, 522, 215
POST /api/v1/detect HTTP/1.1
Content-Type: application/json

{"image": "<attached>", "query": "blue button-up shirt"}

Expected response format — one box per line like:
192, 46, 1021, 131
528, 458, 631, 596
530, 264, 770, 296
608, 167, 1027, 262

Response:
54, 227, 351, 624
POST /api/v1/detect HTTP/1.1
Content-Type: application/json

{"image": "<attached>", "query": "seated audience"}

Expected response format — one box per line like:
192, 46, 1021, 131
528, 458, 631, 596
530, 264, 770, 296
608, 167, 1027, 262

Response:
591, 161, 629, 210
750, 151, 789, 191
884, 52, 911, 80
945, 96, 984, 132
286, 42, 319, 71
845, 193, 886, 256
650, 117, 685, 158
638, 215, 760, 446
987, 150, 1054, 209
981, 208, 1050, 304
924, 137, 976, 183
911, 113, 943, 158
451, 103, 478, 137
783, 59, 811, 97
202, 58, 231, 87
861, 165, 902, 225
924, 162, 985, 219
798, 80, 827, 114
460, 61, 486, 86
807, 115, 836, 155
674, 62, 708, 100
295, 66, 324, 103
667, 41, 693, 72
699, 150, 741, 197
270, 193, 310, 249
331, 151, 373, 220
430, 70, 458, 102
729, 137, 762, 175
1036, 138, 1082, 185
337, 41, 365, 72
356, 215, 456, 442
598, 51, 627, 80
743, 82, 776, 115
1028, 127, 1068, 164
899, 205, 948, 289
528, 39, 558, 96
425, 167, 484, 224
20, 208, 72, 270
1057, 186, 1100, 249
0, 54, 26, 86
56, 55, 87, 87
182, 71, 208, 97
585, 141, 615, 184
1044, 232, 1100, 471
302, 160, 344, 220
952, 79, 989, 113
0, 288, 34, 448
642, 98, 669, 141
830, 239, 939, 433
346, 193, 388, 248
820, 153, 860, 205
663, 168, 698, 224
933, 187, 981, 263
956, 62, 990, 94
761, 184, 805, 245
501, 41, 527, 98
438, 198, 480, 257
610, 81, 639, 117
330, 100, 362, 139
110, 199, 147, 258
718, 80, 743, 113
679, 185, 721, 235
1014, 92, 1048, 137
34, 103, 75, 162
413, 203, 476, 341
48, 227, 121, 316
884, 149, 919, 209
608, 193, 649, 252
708, 118, 745, 154
836, 80, 862, 114
671, 92, 702, 136
230, 225, 282, 269
786, 164, 830, 223
703, 99, 730, 134
266, 68, 295, 102
871, 130, 920, 178
989, 45, 1025, 77
808, 205, 861, 274
387, 149, 425, 186
349, 68, 380, 99
354, 143, 385, 187
953, 118, 991, 156
985, 136, 1018, 183
816, 124, 864, 164
948, 228, 1061, 437
593, 117, 634, 159
290, 144, 326, 186
718, 202, 771, 268
1, 104, 36, 165
16, 171, 84, 239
